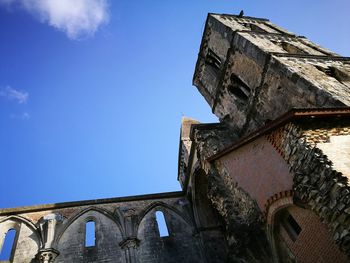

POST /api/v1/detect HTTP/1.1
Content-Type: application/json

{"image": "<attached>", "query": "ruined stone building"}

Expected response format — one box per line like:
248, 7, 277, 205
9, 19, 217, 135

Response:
1, 13, 350, 263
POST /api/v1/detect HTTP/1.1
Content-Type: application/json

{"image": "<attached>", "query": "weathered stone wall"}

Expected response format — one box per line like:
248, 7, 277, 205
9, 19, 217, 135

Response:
0, 216, 41, 263
0, 193, 225, 263
266, 118, 350, 256
193, 15, 233, 107
193, 14, 350, 136
55, 209, 125, 263
189, 168, 228, 263
192, 127, 273, 263
187, 115, 350, 262
191, 14, 350, 261
136, 206, 202, 263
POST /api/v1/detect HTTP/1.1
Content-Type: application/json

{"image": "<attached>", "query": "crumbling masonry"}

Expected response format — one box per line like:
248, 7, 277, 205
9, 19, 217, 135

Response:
1, 13, 350, 263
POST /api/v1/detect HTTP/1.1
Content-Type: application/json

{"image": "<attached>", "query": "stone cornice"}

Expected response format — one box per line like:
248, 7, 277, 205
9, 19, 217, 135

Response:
0, 191, 184, 216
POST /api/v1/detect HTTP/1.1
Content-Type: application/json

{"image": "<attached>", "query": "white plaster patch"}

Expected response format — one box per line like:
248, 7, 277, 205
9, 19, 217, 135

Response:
318, 135, 350, 179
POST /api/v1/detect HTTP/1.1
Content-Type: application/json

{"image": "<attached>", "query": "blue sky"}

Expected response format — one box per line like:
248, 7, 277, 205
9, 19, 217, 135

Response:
0, 0, 349, 209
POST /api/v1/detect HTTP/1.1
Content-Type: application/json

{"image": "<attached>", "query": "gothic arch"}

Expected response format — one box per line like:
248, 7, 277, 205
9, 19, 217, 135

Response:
266, 192, 348, 263
54, 206, 125, 246
265, 193, 294, 262
136, 201, 204, 262
191, 167, 219, 228
0, 215, 42, 248
136, 201, 194, 235
265, 191, 294, 225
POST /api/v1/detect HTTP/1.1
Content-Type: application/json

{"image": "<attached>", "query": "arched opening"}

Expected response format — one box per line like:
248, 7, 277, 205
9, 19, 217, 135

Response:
56, 209, 124, 262
193, 170, 219, 228
85, 221, 96, 247
205, 48, 221, 72
228, 74, 251, 102
136, 204, 202, 262
155, 211, 169, 237
0, 228, 17, 261
192, 169, 228, 262
272, 205, 348, 263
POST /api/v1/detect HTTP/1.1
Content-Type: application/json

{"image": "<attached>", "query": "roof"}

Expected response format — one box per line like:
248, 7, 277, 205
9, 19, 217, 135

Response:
207, 107, 350, 162
209, 12, 270, 22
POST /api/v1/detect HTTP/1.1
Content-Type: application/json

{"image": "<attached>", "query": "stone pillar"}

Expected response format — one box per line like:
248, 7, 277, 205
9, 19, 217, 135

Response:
38, 248, 59, 263
37, 213, 64, 262
119, 237, 140, 263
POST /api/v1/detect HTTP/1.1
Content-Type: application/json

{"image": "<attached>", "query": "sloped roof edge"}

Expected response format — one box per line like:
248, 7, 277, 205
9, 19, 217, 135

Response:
207, 107, 350, 162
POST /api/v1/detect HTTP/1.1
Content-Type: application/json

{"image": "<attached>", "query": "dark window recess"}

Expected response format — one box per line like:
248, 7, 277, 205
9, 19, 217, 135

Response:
316, 65, 350, 82
155, 211, 169, 237
205, 49, 222, 71
283, 214, 301, 242
243, 23, 266, 33
228, 74, 251, 101
272, 40, 306, 55
85, 221, 96, 247
0, 229, 16, 261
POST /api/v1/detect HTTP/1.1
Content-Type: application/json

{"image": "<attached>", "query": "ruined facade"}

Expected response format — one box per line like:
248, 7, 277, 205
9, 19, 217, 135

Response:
1, 13, 350, 263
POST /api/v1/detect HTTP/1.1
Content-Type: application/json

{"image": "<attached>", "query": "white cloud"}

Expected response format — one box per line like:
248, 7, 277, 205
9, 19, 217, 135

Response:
10, 112, 30, 120
0, 86, 28, 104
21, 112, 30, 119
0, 0, 110, 39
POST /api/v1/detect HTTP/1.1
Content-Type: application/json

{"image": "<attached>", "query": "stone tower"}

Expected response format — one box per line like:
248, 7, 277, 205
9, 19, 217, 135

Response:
193, 13, 350, 136
188, 13, 350, 262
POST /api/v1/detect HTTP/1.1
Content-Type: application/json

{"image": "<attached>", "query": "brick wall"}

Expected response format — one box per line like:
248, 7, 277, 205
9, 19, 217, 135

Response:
219, 136, 293, 210
276, 206, 348, 263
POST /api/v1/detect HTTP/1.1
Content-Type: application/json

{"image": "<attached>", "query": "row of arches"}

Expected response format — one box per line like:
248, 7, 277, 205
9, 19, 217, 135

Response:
0, 201, 202, 263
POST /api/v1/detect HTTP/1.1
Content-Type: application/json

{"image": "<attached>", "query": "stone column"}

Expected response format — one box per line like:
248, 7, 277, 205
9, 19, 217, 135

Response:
119, 237, 140, 263
37, 213, 63, 262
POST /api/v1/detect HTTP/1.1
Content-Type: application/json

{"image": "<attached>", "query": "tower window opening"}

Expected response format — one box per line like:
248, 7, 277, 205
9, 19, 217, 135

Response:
0, 229, 17, 261
272, 40, 306, 55
228, 74, 251, 101
243, 23, 266, 33
205, 49, 222, 71
283, 213, 301, 242
155, 211, 169, 237
85, 221, 96, 247
316, 65, 350, 83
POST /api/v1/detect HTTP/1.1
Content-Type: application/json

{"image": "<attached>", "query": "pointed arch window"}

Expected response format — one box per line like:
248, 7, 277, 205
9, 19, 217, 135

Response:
85, 221, 96, 247
155, 211, 169, 237
0, 228, 17, 261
